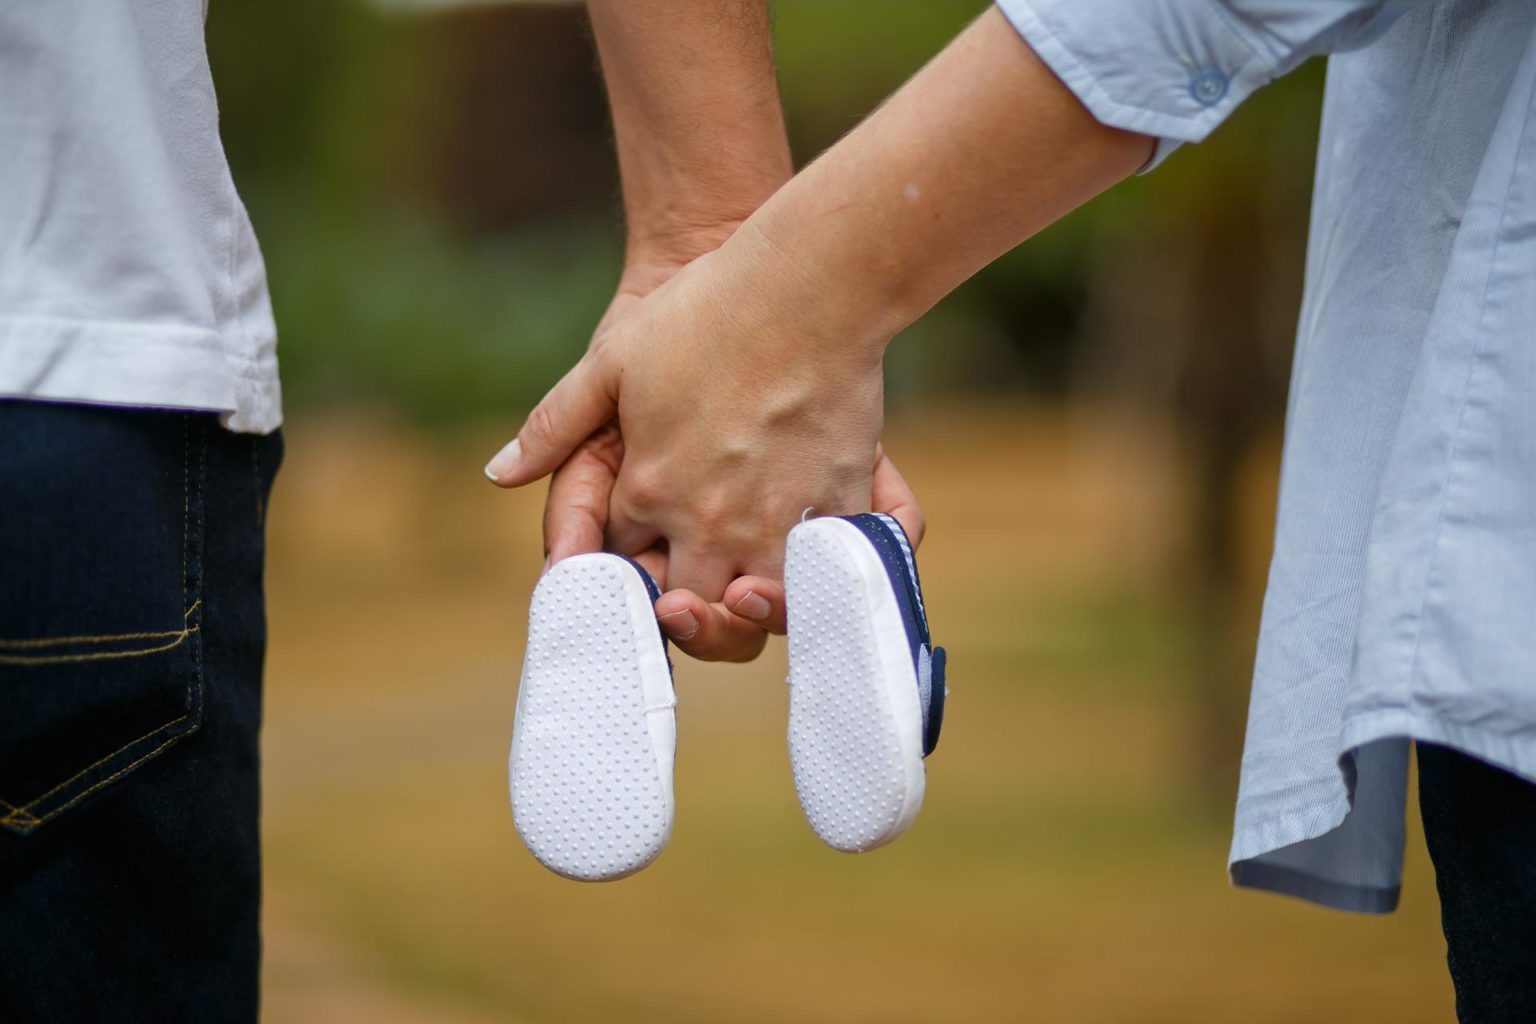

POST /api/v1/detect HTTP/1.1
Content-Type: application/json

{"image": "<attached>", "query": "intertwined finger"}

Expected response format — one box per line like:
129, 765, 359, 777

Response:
653, 589, 769, 662
720, 576, 787, 635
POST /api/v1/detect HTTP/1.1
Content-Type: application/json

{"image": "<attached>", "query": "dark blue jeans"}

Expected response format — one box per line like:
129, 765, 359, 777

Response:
0, 401, 279, 1023
1419, 742, 1536, 1024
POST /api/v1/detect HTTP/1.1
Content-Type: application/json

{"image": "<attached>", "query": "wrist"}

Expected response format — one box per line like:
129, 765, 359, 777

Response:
621, 159, 790, 271
702, 214, 898, 376
621, 210, 746, 286
589, 0, 791, 268
722, 195, 912, 370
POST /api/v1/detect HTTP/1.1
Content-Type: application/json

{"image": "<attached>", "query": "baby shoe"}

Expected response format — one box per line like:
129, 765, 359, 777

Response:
784, 513, 945, 852
509, 554, 675, 881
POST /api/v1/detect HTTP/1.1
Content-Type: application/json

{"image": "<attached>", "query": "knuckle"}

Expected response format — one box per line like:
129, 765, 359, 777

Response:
695, 491, 755, 538
621, 465, 668, 512
521, 402, 560, 453
693, 504, 734, 538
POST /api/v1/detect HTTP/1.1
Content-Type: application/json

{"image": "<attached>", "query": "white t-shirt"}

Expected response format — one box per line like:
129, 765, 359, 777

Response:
0, 0, 280, 433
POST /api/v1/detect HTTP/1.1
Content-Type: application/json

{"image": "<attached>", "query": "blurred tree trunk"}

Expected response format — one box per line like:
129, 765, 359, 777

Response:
1074, 184, 1302, 814
415, 5, 616, 231
1175, 187, 1283, 809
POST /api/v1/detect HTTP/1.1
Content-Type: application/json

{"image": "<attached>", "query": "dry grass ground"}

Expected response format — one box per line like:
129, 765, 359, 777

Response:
260, 404, 1453, 1023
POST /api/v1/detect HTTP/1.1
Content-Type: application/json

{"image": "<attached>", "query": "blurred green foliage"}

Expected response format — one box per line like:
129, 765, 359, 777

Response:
209, 0, 1324, 425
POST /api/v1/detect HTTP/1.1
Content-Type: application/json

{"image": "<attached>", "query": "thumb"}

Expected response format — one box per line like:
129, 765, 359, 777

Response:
872, 444, 925, 547
484, 358, 615, 488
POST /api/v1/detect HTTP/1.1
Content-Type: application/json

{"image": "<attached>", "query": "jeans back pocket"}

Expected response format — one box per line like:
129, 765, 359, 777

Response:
0, 405, 207, 835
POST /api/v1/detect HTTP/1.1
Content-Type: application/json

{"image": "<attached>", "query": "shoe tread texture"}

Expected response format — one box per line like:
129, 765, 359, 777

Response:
785, 521, 923, 853
510, 556, 671, 881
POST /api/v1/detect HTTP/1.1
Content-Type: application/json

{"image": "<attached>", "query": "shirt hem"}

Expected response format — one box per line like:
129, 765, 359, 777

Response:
0, 314, 281, 434
1230, 860, 1400, 914
1229, 709, 1536, 914
1339, 708, 1536, 785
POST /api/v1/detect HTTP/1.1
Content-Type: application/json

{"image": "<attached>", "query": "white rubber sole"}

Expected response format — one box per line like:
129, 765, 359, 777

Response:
785, 518, 926, 852
509, 554, 675, 881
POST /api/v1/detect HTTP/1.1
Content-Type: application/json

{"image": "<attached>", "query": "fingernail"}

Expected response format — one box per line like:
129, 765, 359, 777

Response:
658, 609, 700, 641
731, 591, 771, 621
483, 438, 521, 483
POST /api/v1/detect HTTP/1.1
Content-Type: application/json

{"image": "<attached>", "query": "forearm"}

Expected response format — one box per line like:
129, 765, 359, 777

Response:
586, 0, 792, 275
723, 6, 1153, 359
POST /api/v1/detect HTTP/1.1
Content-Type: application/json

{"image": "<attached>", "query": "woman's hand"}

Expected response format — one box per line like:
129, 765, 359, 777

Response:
535, 418, 923, 662
490, 0, 1144, 662
490, 223, 921, 661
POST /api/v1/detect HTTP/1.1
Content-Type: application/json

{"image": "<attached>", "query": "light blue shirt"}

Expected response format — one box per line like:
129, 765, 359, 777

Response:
999, 0, 1536, 912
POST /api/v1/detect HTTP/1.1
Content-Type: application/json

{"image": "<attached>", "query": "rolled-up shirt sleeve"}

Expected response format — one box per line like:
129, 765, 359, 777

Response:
996, 0, 1412, 168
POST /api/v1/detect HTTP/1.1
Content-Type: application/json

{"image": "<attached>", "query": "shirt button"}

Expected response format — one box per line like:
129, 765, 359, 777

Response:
1189, 69, 1228, 107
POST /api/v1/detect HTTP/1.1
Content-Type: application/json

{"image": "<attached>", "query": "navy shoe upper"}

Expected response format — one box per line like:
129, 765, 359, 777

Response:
617, 554, 663, 604
614, 554, 673, 673
839, 514, 945, 756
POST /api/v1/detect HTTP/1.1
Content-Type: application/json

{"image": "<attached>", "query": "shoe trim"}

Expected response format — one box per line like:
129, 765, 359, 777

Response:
838, 514, 944, 756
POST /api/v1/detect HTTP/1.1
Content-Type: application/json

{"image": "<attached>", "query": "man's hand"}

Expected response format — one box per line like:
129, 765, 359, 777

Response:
495, 0, 926, 663
497, 0, 800, 661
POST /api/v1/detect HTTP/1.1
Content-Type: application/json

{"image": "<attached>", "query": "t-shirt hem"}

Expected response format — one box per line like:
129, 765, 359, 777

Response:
0, 314, 281, 434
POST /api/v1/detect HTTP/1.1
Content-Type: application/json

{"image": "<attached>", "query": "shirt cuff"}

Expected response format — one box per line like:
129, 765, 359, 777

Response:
996, 0, 1277, 171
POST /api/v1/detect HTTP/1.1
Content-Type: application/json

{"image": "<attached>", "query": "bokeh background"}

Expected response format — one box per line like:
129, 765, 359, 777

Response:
206, 1, 1456, 1020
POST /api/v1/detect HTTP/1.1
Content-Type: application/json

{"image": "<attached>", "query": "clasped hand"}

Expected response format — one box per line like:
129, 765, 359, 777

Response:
485, 225, 922, 662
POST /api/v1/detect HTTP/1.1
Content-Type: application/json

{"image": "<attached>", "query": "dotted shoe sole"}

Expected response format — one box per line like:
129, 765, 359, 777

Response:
784, 517, 932, 853
509, 554, 675, 881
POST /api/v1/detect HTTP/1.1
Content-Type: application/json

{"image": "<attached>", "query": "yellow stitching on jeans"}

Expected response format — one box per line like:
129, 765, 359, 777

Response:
0, 626, 184, 649
0, 801, 39, 824
0, 418, 204, 829
0, 627, 199, 666
0, 717, 190, 828
0, 626, 184, 648
0, 675, 192, 809
0, 601, 202, 650
22, 726, 187, 825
